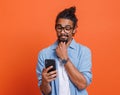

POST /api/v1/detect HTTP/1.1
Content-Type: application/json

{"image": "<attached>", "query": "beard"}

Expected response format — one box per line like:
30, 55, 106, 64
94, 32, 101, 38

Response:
58, 34, 69, 44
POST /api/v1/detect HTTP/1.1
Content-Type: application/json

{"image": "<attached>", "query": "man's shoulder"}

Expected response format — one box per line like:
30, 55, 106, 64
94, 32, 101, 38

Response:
77, 42, 91, 53
79, 43, 90, 49
71, 39, 91, 51
39, 45, 53, 53
38, 42, 56, 56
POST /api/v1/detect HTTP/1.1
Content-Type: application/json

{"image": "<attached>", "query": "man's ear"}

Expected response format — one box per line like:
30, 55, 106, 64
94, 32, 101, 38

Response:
72, 29, 76, 34
72, 25, 77, 34
72, 27, 77, 36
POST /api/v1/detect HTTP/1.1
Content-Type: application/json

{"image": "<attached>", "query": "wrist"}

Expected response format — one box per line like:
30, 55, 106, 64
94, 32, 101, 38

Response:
61, 57, 69, 65
40, 82, 51, 95
60, 55, 68, 60
42, 81, 49, 87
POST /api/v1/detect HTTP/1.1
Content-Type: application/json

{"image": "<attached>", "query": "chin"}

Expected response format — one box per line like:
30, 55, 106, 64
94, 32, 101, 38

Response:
58, 39, 68, 43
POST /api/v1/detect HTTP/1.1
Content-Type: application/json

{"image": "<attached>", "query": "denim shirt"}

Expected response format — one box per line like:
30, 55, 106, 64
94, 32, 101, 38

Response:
36, 39, 92, 95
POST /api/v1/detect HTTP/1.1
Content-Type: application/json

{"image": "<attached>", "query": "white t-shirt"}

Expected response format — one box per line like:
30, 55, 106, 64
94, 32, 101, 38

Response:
58, 59, 71, 95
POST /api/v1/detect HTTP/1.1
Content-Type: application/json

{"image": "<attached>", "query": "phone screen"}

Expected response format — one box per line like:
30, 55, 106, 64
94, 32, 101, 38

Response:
45, 59, 56, 73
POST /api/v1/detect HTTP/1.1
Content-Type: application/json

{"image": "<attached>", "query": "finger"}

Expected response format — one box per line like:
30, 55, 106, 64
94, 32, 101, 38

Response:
47, 73, 57, 79
49, 77, 57, 81
61, 42, 66, 46
63, 42, 66, 45
58, 44, 63, 48
47, 70, 57, 76
42, 68, 46, 73
58, 42, 62, 46
59, 42, 65, 47
46, 66, 53, 72
47, 77, 57, 83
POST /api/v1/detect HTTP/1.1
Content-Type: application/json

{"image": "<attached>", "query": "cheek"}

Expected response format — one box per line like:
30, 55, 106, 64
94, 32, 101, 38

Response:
68, 33, 73, 37
56, 32, 60, 37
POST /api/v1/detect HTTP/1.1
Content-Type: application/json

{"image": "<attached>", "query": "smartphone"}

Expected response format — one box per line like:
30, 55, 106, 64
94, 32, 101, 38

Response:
45, 59, 56, 73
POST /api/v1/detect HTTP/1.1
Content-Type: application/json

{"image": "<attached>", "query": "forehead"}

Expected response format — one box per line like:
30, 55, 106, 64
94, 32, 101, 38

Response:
56, 18, 73, 26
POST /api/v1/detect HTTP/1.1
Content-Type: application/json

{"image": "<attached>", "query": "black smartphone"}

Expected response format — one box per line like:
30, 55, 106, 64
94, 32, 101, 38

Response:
45, 59, 56, 73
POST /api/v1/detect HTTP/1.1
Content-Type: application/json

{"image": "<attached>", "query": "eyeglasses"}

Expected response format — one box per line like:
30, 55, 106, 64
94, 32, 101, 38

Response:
55, 24, 74, 33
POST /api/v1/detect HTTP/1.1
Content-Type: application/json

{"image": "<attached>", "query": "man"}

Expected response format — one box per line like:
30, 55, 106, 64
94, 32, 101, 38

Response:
36, 6, 92, 95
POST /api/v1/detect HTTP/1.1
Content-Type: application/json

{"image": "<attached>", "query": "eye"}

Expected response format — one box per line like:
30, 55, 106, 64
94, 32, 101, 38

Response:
65, 26, 72, 31
56, 24, 62, 29
57, 27, 62, 29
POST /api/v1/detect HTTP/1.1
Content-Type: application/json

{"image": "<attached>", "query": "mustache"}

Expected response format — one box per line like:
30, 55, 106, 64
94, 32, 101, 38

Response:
58, 34, 68, 44
58, 34, 69, 38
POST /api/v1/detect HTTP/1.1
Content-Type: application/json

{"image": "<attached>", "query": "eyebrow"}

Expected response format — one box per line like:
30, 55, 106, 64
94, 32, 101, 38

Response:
56, 24, 72, 27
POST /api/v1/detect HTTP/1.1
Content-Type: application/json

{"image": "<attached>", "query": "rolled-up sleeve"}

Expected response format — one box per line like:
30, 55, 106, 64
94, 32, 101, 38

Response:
36, 51, 45, 87
79, 47, 92, 85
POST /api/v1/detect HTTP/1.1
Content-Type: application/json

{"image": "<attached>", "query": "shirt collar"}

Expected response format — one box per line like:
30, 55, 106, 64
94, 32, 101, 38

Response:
51, 38, 77, 50
69, 39, 77, 49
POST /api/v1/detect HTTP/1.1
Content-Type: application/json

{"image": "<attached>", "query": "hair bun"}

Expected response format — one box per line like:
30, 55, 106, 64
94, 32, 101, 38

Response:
56, 6, 78, 28
68, 6, 76, 14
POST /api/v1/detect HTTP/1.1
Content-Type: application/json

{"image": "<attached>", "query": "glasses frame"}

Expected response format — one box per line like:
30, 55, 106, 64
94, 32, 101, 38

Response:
55, 24, 74, 33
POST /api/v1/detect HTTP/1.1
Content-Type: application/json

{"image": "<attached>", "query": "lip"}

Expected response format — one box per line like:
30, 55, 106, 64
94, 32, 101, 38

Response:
60, 36, 67, 38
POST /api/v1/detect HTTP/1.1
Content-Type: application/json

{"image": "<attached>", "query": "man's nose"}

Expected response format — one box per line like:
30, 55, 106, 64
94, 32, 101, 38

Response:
61, 28, 66, 33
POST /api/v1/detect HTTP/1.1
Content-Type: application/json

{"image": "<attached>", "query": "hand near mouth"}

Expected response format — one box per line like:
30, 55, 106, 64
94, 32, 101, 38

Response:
56, 42, 68, 60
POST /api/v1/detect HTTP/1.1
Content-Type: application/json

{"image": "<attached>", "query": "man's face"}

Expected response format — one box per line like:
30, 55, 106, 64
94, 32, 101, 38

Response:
55, 18, 76, 43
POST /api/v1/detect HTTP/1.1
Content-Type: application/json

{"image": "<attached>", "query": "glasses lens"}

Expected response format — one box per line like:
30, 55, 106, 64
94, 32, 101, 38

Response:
65, 25, 72, 31
56, 24, 73, 33
56, 25, 62, 32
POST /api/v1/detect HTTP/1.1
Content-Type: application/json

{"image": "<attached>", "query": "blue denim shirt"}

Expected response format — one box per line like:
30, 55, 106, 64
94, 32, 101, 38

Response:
36, 39, 92, 95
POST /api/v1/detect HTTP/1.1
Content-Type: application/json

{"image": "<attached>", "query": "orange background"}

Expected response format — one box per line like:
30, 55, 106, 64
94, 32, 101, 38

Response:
0, 0, 120, 95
